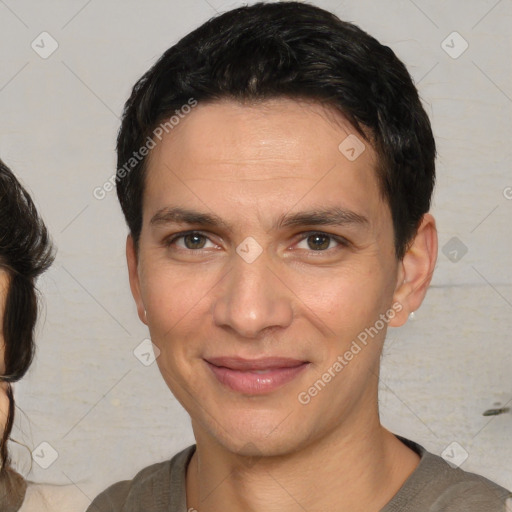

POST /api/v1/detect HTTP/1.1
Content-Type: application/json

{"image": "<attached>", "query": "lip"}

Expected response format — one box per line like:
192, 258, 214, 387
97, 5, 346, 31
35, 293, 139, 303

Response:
205, 356, 308, 371
205, 357, 310, 395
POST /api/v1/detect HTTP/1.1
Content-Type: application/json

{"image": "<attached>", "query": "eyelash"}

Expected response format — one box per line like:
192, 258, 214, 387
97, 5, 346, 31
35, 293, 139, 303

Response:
163, 230, 349, 253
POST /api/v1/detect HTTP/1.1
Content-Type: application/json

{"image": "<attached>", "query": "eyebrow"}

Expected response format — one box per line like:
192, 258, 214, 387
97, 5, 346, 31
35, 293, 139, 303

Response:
150, 206, 369, 232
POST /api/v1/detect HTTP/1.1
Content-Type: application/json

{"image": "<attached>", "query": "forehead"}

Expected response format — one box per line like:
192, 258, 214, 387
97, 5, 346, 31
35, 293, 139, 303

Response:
149, 97, 375, 168
143, 98, 386, 225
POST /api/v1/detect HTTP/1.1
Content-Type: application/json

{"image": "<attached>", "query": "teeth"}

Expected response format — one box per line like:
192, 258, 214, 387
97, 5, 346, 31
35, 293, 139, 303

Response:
251, 369, 272, 374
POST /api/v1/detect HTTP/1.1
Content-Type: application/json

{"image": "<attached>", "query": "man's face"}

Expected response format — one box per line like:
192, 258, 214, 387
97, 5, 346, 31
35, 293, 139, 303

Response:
128, 98, 404, 456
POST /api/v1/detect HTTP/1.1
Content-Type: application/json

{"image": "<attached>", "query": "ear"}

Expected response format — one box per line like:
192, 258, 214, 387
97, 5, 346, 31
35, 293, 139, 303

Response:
126, 234, 147, 325
389, 213, 438, 327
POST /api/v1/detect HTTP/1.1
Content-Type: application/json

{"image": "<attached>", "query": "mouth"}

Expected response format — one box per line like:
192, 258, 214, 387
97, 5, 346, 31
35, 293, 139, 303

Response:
204, 356, 310, 395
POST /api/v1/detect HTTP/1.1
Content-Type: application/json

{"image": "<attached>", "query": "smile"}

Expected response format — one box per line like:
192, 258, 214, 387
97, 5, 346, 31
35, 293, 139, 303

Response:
204, 357, 310, 395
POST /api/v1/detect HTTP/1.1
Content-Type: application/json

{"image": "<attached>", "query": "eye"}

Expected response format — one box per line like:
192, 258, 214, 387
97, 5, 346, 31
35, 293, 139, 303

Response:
163, 230, 349, 254
164, 231, 217, 251
295, 232, 348, 252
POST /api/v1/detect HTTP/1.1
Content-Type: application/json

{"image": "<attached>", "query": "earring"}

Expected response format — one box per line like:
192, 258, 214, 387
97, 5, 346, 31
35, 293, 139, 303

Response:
408, 311, 415, 321
144, 309, 148, 321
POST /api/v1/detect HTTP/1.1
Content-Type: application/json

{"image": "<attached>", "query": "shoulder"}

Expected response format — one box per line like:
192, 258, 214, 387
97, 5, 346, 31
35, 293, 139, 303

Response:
422, 458, 510, 511
0, 468, 27, 512
393, 436, 511, 512
19, 483, 90, 512
86, 445, 196, 512
86, 461, 170, 512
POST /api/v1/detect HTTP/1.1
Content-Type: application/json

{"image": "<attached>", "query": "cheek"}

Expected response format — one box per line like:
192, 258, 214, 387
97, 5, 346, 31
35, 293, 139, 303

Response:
0, 383, 9, 432
140, 263, 214, 374
294, 264, 387, 335
141, 263, 205, 326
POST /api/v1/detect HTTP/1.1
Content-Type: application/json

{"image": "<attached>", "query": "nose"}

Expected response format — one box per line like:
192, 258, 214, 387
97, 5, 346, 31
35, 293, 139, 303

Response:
212, 249, 294, 339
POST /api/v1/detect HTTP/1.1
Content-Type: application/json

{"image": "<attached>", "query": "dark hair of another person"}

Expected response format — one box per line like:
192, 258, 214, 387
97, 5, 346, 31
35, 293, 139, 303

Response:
0, 159, 54, 484
115, 1, 436, 260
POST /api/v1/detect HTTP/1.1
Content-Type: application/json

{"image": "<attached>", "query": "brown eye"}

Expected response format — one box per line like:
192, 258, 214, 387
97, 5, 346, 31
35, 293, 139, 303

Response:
296, 232, 347, 252
306, 234, 331, 251
182, 233, 207, 249
164, 231, 215, 250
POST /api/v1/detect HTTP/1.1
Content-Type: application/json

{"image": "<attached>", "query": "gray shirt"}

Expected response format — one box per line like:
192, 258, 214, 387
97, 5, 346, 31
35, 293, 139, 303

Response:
87, 436, 511, 511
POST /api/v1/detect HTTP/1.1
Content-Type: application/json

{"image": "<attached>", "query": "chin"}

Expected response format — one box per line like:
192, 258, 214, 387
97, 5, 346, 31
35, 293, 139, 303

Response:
207, 417, 306, 459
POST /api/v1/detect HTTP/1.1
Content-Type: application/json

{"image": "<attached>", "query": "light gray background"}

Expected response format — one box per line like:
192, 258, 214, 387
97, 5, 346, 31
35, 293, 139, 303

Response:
0, 0, 511, 504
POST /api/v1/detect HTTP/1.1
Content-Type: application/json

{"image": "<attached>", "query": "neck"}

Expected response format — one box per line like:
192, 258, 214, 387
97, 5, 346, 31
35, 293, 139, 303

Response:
186, 417, 420, 512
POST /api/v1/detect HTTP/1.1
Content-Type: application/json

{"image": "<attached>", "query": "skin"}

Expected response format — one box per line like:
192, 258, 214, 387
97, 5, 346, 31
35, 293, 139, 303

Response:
0, 271, 10, 435
127, 98, 438, 512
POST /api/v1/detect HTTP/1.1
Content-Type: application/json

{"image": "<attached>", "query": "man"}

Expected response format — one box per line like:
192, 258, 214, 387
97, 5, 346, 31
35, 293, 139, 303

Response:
88, 2, 511, 511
